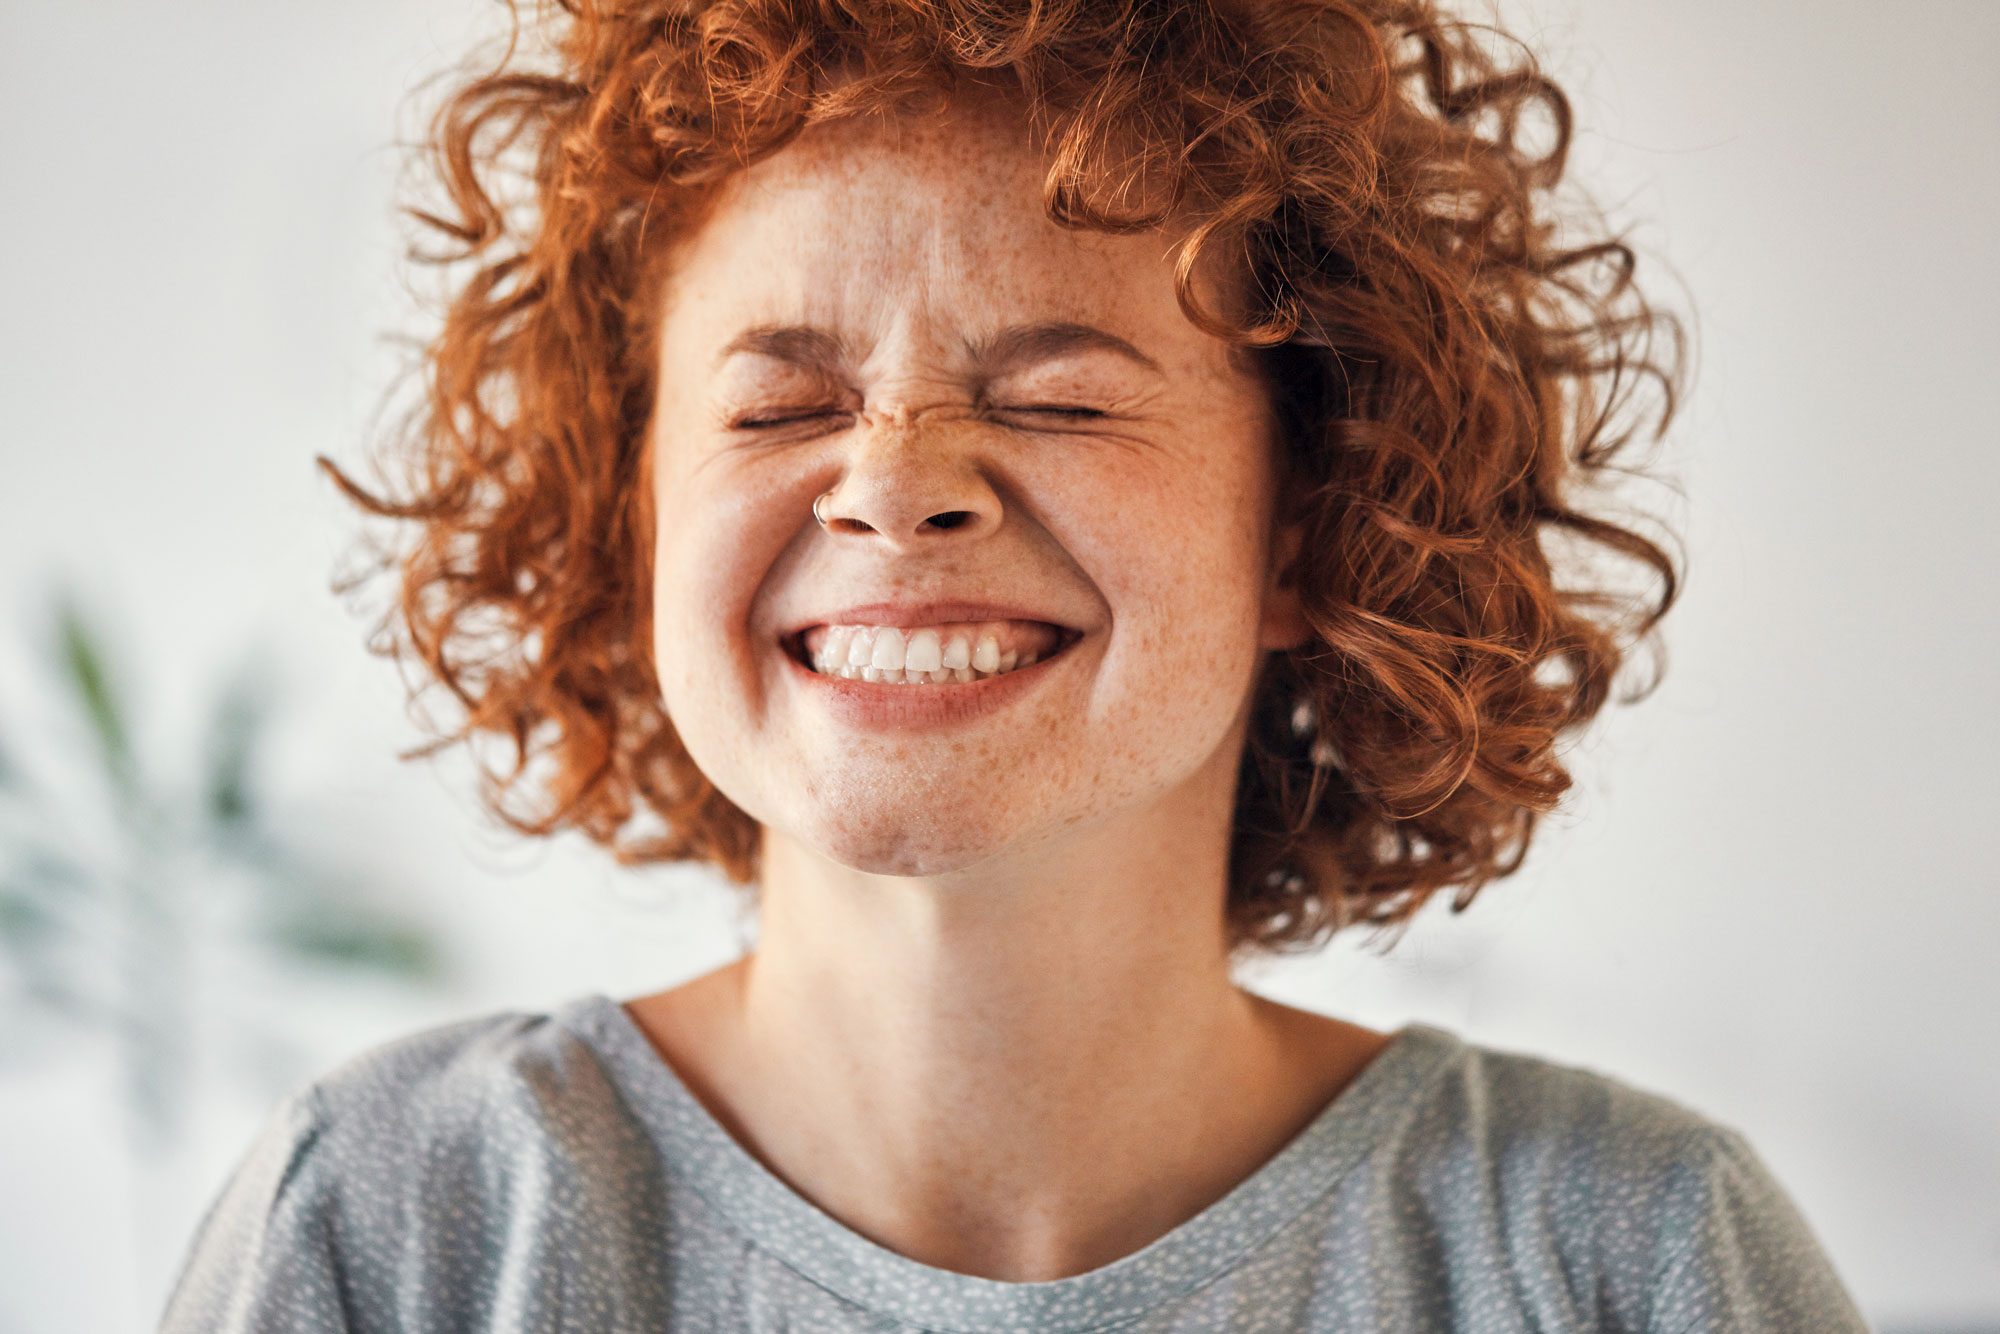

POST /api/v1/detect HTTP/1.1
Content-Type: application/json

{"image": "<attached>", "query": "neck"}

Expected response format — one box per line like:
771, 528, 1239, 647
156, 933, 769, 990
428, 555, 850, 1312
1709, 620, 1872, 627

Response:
746, 798, 1252, 1153
644, 750, 1351, 1282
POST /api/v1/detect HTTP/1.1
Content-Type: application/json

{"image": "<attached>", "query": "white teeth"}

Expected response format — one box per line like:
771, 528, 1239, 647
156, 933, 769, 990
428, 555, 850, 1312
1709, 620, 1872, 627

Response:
824, 628, 856, 680
801, 622, 1070, 685
904, 628, 943, 673
870, 627, 906, 671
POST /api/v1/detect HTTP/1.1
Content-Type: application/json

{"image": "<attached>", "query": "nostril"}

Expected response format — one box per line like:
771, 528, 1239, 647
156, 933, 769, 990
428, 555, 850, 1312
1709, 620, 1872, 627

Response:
923, 511, 974, 531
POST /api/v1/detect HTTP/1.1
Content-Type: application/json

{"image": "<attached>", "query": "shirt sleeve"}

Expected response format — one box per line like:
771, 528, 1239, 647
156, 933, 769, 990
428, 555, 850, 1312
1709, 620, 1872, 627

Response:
157, 1084, 355, 1333
1643, 1125, 1874, 1334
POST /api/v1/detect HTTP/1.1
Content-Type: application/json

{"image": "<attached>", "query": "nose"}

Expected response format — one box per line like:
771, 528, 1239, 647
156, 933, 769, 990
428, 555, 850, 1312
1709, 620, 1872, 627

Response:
810, 410, 1003, 549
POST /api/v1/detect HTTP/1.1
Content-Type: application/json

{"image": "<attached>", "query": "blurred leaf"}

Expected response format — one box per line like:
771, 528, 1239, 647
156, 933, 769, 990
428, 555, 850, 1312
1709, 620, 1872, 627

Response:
0, 870, 90, 1001
259, 905, 444, 979
233, 843, 453, 983
51, 589, 137, 799
0, 883, 62, 947
0, 853, 88, 945
1, 575, 452, 1157
201, 656, 278, 828
2, 945, 98, 1025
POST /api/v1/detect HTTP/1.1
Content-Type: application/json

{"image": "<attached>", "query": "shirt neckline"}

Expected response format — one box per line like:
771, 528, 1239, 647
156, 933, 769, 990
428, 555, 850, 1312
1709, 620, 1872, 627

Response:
555, 989, 1459, 1332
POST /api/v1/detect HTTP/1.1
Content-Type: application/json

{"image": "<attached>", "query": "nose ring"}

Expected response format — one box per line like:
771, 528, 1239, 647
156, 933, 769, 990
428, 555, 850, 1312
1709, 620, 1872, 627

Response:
812, 490, 834, 527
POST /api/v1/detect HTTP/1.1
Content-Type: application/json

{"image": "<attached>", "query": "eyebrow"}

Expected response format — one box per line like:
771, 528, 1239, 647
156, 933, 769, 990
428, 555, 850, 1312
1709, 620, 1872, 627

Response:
712, 320, 1161, 376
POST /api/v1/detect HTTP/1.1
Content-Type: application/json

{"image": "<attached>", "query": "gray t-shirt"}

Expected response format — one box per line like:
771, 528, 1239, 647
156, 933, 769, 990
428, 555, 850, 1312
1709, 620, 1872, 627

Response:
158, 992, 1872, 1332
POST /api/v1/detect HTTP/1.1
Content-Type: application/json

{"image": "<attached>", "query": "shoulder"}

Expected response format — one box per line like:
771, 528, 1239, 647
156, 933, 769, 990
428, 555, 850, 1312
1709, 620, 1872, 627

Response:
292, 998, 646, 1194
1422, 1025, 1725, 1166
1385, 1023, 1735, 1192
1376, 1025, 1869, 1330
219, 997, 657, 1230
304, 1004, 557, 1140
189, 1003, 587, 1208
1402, 1027, 1782, 1261
161, 999, 653, 1330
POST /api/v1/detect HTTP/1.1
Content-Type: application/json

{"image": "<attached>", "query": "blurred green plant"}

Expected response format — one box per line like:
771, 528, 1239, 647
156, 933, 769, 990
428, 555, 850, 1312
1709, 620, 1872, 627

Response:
0, 580, 450, 1152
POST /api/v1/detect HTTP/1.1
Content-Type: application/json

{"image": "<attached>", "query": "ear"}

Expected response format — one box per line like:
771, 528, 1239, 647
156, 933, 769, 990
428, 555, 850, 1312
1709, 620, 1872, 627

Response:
1258, 516, 1315, 652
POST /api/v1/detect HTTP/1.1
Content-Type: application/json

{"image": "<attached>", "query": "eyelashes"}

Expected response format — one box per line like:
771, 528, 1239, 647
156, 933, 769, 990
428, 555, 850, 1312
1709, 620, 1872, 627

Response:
731, 412, 823, 430
731, 406, 1106, 431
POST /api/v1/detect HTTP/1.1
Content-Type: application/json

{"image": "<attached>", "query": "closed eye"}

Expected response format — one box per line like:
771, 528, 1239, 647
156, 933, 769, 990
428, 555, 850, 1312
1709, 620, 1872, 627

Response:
733, 406, 1105, 429
733, 411, 832, 430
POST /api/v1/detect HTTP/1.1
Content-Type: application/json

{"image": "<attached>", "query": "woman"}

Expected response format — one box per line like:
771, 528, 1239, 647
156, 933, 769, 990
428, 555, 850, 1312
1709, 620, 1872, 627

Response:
162, 0, 1872, 1329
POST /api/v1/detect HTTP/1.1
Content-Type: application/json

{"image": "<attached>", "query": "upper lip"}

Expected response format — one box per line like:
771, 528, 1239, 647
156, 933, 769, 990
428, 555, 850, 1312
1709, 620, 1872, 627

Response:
781, 600, 1082, 637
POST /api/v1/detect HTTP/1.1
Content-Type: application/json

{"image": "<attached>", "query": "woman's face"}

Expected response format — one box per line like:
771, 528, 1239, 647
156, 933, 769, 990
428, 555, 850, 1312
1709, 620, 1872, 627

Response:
646, 87, 1308, 878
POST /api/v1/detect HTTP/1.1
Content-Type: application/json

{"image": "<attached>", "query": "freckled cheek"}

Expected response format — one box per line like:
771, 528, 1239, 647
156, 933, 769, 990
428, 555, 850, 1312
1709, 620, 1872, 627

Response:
1064, 516, 1232, 700
651, 500, 768, 683
1111, 519, 1264, 705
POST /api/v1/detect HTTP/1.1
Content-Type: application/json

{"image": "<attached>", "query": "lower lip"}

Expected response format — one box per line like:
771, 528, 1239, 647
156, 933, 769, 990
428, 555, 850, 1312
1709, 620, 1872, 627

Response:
779, 634, 1078, 730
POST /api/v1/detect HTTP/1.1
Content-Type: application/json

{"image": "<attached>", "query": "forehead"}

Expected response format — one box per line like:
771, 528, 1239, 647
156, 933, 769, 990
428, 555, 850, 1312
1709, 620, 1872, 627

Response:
654, 87, 1238, 363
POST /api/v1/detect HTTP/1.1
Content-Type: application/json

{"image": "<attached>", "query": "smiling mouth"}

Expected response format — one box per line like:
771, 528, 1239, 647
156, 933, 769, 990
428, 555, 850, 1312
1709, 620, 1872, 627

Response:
782, 623, 1084, 684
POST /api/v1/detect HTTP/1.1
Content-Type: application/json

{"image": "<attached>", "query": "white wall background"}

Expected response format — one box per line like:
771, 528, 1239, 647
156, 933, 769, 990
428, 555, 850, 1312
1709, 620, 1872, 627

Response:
1, 0, 1993, 1329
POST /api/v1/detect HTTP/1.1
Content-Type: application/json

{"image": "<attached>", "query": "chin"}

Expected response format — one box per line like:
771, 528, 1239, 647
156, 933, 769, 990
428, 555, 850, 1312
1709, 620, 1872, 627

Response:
784, 798, 1025, 878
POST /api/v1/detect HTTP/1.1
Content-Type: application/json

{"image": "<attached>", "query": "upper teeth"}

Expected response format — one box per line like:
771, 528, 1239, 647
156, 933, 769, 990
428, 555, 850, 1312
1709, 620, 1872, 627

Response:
802, 621, 1063, 684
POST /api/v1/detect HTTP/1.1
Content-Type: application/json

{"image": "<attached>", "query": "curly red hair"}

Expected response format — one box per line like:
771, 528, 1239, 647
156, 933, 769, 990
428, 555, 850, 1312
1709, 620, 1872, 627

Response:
321, 0, 1685, 960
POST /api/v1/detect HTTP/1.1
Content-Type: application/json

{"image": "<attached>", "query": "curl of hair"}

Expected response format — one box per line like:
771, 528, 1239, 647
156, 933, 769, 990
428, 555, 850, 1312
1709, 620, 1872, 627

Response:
320, 0, 1687, 961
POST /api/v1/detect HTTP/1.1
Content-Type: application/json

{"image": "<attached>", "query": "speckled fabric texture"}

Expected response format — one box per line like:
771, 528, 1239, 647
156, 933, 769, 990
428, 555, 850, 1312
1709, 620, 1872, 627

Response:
158, 992, 1872, 1332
